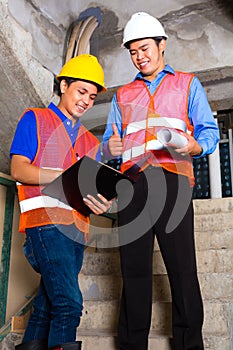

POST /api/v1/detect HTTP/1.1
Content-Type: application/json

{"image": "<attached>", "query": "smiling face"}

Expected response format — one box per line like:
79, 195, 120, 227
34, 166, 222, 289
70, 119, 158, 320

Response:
57, 79, 98, 125
129, 38, 166, 81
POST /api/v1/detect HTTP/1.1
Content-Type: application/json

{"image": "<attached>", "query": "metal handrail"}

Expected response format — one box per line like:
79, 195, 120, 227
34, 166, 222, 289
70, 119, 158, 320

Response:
0, 176, 16, 328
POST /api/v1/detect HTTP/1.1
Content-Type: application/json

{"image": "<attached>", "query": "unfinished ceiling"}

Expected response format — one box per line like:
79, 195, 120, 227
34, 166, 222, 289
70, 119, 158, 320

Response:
0, 0, 233, 175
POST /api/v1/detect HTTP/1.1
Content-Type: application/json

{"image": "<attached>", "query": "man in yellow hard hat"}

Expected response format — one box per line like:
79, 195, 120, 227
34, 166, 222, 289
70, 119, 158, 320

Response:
103, 12, 220, 350
10, 54, 112, 350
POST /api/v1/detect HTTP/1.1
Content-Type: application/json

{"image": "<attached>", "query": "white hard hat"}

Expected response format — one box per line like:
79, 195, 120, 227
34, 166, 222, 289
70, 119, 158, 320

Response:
122, 12, 168, 48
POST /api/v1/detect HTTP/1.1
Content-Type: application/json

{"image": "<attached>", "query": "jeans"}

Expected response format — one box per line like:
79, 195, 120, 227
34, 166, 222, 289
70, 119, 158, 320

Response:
23, 224, 85, 347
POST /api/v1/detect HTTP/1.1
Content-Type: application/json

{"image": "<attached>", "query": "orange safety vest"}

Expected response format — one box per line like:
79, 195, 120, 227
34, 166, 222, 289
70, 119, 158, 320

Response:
16, 108, 100, 233
117, 72, 195, 185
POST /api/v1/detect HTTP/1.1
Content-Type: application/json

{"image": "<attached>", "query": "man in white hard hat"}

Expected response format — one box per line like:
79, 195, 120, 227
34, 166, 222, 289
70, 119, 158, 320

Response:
103, 12, 219, 350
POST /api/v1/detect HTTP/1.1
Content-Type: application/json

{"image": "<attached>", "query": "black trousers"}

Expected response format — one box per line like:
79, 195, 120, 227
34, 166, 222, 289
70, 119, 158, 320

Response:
117, 167, 204, 350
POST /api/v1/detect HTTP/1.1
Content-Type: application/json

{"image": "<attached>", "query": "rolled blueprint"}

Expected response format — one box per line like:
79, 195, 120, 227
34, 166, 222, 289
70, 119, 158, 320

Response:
157, 128, 188, 148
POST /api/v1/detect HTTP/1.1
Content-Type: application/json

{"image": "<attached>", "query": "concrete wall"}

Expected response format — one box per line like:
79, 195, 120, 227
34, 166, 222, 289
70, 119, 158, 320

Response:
0, 0, 233, 175
5, 0, 233, 87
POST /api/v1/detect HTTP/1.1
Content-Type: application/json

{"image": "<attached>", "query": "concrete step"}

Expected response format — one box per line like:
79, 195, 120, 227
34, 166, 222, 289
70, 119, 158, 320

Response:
80, 274, 122, 301
77, 299, 230, 338
82, 247, 120, 276
193, 229, 233, 251
78, 300, 171, 334
79, 272, 233, 302
76, 330, 173, 350
78, 198, 233, 350
203, 334, 231, 350
194, 211, 233, 231
153, 249, 233, 274
193, 197, 233, 215
90, 225, 233, 251
88, 217, 233, 252
1, 330, 230, 350
153, 228, 233, 251
75, 329, 230, 350
87, 198, 233, 250
82, 245, 233, 277
2, 198, 231, 350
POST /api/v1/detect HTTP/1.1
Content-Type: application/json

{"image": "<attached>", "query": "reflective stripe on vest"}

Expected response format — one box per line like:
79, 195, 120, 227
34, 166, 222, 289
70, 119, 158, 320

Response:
19, 195, 72, 213
125, 117, 186, 136
123, 140, 163, 162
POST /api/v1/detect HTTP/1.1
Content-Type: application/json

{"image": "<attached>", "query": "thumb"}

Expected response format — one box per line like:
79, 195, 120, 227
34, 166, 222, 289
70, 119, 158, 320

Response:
112, 123, 120, 137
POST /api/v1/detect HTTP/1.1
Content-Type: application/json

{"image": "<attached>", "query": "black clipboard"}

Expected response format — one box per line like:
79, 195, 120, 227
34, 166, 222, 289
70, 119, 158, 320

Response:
42, 156, 135, 217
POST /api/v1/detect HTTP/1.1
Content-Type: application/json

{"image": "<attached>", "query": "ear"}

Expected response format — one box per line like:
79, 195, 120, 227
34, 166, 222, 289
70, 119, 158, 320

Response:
60, 79, 68, 94
159, 39, 166, 54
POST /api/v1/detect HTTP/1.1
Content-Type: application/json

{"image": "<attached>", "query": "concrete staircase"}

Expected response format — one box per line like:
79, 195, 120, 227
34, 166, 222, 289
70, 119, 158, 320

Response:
1, 198, 232, 350
77, 197, 233, 350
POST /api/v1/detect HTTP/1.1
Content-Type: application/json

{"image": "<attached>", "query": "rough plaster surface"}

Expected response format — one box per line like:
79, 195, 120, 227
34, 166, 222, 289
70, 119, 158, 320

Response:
6, 0, 233, 81
0, 0, 233, 174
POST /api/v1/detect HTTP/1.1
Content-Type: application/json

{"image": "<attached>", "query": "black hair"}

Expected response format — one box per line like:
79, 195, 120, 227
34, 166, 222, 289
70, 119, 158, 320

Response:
125, 36, 167, 49
152, 37, 165, 46
56, 77, 102, 97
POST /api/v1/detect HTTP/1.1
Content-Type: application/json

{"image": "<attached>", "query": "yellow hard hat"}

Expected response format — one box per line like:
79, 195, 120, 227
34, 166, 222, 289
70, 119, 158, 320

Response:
56, 54, 106, 92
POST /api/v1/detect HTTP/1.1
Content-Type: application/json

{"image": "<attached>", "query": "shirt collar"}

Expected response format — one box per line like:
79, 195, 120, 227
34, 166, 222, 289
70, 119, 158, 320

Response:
48, 102, 81, 128
134, 64, 175, 82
